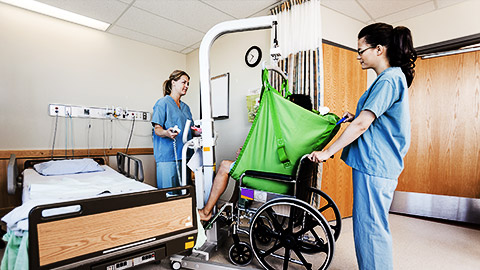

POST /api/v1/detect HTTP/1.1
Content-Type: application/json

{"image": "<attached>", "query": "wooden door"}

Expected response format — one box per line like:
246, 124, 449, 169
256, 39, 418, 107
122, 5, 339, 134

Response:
398, 51, 480, 198
322, 43, 367, 218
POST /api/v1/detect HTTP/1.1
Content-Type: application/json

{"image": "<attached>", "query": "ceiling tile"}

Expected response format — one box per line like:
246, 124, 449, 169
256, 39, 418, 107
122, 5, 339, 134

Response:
133, 0, 235, 33
321, 0, 371, 23
357, 0, 430, 20
436, 0, 466, 9
376, 1, 435, 24
36, 0, 129, 23
109, 25, 186, 52
201, 0, 280, 18
115, 7, 204, 47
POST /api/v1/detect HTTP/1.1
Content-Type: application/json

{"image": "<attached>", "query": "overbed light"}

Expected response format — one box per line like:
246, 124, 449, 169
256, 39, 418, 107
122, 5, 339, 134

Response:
0, 0, 110, 31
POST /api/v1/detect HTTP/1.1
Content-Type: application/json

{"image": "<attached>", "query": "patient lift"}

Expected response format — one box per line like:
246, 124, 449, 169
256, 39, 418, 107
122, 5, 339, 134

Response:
172, 16, 342, 270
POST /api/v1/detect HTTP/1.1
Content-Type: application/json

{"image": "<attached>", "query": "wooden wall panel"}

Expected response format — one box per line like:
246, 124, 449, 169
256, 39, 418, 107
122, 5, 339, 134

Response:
321, 43, 367, 218
398, 51, 480, 198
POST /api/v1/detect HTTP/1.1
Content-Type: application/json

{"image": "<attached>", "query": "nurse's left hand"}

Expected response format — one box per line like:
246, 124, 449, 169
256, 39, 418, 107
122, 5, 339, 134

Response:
307, 150, 332, 163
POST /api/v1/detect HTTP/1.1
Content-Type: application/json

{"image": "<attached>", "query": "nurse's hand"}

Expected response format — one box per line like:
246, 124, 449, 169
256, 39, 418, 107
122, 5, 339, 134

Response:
342, 111, 355, 123
307, 150, 332, 163
166, 128, 179, 139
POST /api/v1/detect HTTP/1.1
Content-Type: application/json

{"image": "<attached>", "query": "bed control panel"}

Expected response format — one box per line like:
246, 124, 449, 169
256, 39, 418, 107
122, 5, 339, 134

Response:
93, 248, 163, 270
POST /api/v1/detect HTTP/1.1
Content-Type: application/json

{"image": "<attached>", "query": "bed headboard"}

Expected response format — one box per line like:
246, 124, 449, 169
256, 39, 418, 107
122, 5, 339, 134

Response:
7, 154, 20, 195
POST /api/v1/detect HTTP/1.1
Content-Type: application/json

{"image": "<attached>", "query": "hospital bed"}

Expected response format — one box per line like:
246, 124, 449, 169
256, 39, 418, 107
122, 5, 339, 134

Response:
2, 153, 198, 269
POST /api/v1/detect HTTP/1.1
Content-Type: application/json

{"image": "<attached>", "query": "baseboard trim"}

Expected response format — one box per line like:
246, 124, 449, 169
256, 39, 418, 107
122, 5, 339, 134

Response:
390, 191, 480, 225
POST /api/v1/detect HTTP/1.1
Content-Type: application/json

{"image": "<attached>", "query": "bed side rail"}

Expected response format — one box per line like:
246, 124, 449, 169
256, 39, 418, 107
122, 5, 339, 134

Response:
7, 154, 21, 195
29, 185, 197, 270
116, 152, 144, 182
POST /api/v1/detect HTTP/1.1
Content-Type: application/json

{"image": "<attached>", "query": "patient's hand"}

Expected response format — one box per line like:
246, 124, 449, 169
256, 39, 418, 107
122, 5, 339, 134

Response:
198, 208, 212, 221
235, 146, 243, 159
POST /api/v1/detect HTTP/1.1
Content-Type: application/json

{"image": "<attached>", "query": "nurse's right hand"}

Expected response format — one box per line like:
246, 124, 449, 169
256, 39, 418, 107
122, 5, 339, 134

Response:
166, 128, 179, 139
342, 111, 355, 123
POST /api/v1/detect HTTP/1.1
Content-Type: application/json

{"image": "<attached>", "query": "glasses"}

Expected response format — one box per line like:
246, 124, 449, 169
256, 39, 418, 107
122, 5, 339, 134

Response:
357, 46, 375, 56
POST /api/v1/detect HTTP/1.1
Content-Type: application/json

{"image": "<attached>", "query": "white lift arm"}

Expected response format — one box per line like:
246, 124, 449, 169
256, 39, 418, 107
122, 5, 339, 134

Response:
198, 15, 277, 208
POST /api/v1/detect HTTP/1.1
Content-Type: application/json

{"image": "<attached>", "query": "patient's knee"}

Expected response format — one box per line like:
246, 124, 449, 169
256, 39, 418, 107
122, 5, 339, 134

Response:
219, 160, 233, 173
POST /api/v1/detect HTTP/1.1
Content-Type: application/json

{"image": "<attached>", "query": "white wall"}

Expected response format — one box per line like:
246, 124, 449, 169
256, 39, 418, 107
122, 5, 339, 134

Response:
398, 0, 480, 47
0, 3, 185, 152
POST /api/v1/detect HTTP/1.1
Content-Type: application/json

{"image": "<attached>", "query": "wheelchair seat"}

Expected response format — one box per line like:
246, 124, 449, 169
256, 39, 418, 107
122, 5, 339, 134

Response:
240, 155, 318, 197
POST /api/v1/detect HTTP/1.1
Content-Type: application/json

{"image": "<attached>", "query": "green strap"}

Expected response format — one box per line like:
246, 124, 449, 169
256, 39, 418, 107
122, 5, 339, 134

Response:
269, 96, 291, 168
262, 68, 292, 168
263, 69, 291, 98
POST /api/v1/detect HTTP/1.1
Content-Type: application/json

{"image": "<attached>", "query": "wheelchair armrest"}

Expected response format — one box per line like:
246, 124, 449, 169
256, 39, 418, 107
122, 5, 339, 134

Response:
242, 170, 295, 183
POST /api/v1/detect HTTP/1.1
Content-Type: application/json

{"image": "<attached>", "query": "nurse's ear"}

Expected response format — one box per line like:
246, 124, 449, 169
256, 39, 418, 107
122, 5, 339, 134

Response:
376, 45, 386, 56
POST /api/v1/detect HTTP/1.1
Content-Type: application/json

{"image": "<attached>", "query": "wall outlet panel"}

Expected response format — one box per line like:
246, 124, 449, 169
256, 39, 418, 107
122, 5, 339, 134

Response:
49, 104, 151, 121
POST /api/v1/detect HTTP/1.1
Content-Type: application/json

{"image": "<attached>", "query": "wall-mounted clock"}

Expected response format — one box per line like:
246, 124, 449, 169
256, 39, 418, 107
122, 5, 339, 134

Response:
245, 46, 262, 67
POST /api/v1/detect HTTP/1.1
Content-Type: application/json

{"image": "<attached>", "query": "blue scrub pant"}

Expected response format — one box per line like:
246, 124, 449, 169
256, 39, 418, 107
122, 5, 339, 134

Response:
156, 161, 181, 190
352, 169, 397, 270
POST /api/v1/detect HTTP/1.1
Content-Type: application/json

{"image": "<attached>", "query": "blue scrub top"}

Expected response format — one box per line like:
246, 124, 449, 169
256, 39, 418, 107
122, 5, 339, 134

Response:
341, 67, 411, 180
152, 95, 193, 162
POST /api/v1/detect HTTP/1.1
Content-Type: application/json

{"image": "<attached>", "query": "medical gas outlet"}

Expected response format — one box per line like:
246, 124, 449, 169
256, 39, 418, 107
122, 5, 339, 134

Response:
49, 104, 151, 121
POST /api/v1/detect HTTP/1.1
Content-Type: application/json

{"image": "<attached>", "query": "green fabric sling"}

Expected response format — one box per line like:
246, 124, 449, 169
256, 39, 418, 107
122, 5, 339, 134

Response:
229, 69, 340, 195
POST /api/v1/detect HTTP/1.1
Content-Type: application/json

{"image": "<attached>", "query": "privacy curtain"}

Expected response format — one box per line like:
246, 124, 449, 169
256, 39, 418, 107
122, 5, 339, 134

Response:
270, 0, 324, 110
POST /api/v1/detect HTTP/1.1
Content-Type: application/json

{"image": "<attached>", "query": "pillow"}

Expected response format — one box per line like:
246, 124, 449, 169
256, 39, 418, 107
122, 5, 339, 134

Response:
34, 158, 105, 176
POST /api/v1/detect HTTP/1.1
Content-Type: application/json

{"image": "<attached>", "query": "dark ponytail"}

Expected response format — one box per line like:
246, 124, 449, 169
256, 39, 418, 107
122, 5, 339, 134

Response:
358, 23, 417, 87
163, 70, 190, 96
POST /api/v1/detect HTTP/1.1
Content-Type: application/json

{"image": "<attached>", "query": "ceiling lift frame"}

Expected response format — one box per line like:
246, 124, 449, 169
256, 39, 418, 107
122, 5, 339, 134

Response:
171, 15, 277, 270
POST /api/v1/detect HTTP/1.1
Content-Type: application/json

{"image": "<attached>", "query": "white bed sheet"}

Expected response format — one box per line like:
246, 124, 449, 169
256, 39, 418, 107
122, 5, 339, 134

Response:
2, 165, 155, 235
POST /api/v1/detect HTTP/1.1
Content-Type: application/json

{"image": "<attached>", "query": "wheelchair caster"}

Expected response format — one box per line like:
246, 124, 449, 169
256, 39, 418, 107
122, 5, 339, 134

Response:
228, 241, 253, 266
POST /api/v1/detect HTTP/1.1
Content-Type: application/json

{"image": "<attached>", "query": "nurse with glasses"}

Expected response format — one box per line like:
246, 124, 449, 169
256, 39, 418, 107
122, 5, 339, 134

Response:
309, 23, 417, 270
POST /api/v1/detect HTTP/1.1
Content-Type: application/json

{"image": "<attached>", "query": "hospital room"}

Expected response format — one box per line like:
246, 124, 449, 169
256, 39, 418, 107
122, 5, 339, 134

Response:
0, 0, 479, 269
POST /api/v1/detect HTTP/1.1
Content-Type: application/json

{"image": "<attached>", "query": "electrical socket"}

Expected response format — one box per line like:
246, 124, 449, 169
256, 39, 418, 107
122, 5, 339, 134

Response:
65, 106, 72, 116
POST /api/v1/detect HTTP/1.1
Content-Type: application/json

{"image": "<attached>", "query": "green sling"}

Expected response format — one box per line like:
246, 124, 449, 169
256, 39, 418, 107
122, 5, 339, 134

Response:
229, 69, 340, 195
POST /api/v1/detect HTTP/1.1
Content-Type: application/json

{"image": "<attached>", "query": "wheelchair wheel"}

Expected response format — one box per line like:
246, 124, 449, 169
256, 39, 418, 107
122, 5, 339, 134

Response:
253, 216, 274, 245
249, 198, 334, 270
228, 241, 253, 266
308, 187, 342, 241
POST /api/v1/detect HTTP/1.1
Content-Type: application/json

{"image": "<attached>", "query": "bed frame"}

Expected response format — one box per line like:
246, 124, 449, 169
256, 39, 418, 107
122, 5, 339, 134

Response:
29, 186, 197, 269
5, 154, 198, 270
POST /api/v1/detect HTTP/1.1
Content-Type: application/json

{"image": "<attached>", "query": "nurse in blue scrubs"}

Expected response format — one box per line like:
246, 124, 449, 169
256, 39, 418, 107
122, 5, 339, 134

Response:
152, 70, 196, 191
308, 23, 417, 270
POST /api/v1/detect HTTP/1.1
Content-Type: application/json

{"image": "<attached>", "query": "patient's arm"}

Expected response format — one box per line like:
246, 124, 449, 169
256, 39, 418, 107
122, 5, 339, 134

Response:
198, 159, 234, 221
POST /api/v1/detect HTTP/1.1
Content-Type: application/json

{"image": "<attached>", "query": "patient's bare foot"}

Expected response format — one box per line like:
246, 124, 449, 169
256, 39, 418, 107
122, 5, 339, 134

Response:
198, 208, 212, 221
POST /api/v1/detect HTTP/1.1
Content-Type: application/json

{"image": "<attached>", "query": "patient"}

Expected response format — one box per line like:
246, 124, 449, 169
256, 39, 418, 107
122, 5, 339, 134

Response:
198, 94, 313, 221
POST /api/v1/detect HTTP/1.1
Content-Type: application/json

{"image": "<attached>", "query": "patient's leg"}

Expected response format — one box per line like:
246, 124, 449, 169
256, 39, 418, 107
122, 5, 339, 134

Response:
198, 160, 233, 221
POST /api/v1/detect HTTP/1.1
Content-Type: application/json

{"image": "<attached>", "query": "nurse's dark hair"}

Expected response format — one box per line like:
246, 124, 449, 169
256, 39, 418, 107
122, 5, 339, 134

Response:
358, 23, 417, 87
163, 70, 190, 96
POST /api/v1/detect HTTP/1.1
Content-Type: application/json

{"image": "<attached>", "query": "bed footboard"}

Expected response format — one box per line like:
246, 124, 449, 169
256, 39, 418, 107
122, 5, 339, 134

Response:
28, 186, 197, 270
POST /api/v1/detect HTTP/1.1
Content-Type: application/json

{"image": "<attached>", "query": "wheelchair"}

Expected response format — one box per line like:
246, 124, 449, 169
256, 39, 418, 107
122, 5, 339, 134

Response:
205, 155, 341, 270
